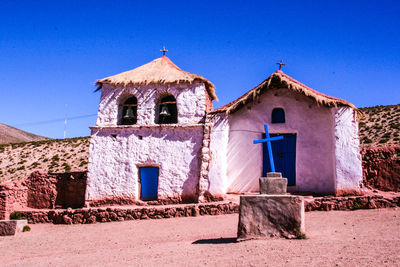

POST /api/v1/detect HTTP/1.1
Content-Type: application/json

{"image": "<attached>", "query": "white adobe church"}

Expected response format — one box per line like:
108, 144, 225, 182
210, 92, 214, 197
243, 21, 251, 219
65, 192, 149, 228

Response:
85, 55, 363, 205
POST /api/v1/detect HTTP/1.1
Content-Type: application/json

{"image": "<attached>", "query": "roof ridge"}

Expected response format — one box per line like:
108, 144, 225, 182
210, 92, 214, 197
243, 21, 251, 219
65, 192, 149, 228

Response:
212, 70, 356, 114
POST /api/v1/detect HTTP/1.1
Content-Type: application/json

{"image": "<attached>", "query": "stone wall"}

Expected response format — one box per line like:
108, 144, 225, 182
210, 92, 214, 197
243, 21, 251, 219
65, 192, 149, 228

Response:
20, 202, 239, 224
26, 171, 58, 209
54, 172, 87, 208
0, 180, 27, 220
362, 146, 400, 192
16, 193, 400, 224
0, 171, 87, 219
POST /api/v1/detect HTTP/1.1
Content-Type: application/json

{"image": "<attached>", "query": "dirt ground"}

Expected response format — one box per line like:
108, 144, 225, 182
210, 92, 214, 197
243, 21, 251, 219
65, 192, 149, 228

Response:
1, 208, 399, 267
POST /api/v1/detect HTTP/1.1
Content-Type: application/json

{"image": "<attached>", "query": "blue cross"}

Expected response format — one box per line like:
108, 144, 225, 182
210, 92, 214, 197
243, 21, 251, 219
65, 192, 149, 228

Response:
253, 124, 284, 173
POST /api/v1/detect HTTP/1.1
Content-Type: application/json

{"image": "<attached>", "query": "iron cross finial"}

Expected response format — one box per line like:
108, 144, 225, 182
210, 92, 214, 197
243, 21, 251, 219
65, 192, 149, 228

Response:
276, 59, 285, 70
160, 46, 168, 56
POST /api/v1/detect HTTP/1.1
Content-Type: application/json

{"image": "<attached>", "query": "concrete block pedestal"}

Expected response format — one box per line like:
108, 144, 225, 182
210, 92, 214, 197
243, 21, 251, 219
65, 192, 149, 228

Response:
237, 173, 305, 240
259, 172, 288, 194
0, 220, 28, 236
237, 195, 305, 240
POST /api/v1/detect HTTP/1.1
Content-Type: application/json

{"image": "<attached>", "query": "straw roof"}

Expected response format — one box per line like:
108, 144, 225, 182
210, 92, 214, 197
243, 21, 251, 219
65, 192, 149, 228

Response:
96, 56, 217, 100
212, 70, 357, 114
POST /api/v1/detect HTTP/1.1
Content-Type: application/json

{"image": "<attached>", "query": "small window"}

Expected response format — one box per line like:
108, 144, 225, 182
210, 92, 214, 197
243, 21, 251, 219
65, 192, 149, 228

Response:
272, 108, 285, 123
157, 95, 177, 124
120, 96, 137, 125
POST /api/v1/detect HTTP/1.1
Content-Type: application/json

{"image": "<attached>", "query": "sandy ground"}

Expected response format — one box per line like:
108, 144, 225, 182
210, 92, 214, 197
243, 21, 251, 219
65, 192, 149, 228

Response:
1, 208, 399, 267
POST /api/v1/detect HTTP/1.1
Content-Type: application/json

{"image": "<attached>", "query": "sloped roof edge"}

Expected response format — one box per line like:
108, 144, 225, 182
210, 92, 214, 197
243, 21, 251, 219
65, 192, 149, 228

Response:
95, 56, 217, 101
211, 70, 357, 114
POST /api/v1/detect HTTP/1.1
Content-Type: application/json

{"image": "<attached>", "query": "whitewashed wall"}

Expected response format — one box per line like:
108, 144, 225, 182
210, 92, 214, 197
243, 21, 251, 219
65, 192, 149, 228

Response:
333, 107, 363, 192
87, 81, 208, 202
96, 82, 207, 126
86, 125, 203, 202
208, 113, 229, 195
220, 88, 337, 194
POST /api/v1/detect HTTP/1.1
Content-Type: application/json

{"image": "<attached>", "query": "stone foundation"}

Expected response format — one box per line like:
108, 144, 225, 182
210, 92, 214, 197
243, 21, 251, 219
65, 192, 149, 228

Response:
19, 202, 239, 224
86, 195, 199, 207
11, 193, 400, 225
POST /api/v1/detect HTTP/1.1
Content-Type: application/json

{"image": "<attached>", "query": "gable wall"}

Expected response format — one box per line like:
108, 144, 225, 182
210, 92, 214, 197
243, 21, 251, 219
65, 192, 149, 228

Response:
96, 82, 207, 126
224, 88, 337, 194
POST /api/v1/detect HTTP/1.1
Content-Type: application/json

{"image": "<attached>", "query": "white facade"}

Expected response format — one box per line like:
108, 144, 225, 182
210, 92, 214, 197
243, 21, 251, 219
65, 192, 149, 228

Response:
87, 58, 363, 204
86, 82, 209, 204
207, 88, 363, 195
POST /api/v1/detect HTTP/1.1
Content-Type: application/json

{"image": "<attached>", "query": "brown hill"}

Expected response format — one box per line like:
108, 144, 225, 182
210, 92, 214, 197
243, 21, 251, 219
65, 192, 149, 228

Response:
359, 104, 400, 147
0, 123, 48, 144
0, 137, 89, 183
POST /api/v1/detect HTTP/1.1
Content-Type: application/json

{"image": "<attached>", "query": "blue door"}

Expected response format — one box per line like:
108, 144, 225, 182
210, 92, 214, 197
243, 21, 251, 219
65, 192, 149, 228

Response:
139, 167, 159, 200
263, 134, 296, 186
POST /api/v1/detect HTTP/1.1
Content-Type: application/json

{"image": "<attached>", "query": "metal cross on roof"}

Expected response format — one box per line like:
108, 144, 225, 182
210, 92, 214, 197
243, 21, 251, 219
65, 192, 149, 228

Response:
253, 123, 284, 173
276, 59, 285, 70
160, 46, 168, 56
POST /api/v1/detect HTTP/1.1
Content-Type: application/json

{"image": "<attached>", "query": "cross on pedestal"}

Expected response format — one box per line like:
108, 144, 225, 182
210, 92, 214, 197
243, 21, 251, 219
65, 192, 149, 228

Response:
253, 124, 284, 173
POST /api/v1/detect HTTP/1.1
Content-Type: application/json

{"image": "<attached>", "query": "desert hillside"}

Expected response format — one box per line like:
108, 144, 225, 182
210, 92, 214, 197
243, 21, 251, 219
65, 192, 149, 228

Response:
358, 104, 400, 147
0, 137, 89, 183
0, 123, 48, 144
0, 104, 398, 183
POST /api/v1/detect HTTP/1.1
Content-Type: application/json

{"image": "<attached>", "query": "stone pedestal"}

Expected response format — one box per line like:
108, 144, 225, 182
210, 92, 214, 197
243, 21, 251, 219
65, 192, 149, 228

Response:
0, 220, 17, 236
237, 195, 305, 240
237, 172, 305, 240
0, 220, 28, 236
259, 172, 288, 194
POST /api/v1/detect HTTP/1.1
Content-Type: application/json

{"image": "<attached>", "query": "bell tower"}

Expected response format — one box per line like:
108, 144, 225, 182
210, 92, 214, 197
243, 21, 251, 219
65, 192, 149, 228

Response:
86, 55, 217, 206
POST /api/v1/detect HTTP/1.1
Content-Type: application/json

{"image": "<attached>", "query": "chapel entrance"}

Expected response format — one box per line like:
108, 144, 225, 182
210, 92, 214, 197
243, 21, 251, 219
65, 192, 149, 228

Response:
263, 133, 296, 186
139, 167, 159, 200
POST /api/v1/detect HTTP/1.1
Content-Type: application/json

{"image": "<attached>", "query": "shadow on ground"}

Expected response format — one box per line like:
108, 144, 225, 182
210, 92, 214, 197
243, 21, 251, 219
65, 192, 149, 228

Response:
192, 237, 237, 244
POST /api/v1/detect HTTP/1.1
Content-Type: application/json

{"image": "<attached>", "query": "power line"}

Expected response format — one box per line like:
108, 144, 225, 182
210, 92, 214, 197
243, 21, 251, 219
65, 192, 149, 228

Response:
14, 114, 97, 127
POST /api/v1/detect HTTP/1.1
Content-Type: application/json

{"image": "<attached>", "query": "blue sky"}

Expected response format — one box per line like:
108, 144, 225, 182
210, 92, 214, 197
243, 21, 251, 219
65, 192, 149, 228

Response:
0, 0, 399, 138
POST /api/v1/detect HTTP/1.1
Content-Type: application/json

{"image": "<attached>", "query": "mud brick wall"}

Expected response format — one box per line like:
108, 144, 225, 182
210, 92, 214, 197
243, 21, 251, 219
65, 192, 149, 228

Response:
54, 172, 87, 208
0, 171, 87, 219
26, 171, 58, 209
362, 146, 400, 192
27, 171, 87, 209
0, 180, 27, 220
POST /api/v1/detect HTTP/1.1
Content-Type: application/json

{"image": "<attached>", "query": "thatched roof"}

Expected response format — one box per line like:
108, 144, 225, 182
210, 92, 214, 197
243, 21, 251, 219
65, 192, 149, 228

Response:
96, 56, 217, 100
212, 70, 357, 114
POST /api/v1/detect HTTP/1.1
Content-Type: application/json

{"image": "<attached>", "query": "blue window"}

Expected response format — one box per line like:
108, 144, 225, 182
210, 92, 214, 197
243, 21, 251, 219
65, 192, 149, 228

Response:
272, 108, 285, 123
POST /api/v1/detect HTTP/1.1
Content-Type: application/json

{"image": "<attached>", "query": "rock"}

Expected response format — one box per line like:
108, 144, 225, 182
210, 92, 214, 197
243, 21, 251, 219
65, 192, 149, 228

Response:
237, 195, 305, 240
86, 216, 97, 224
73, 214, 84, 224
62, 215, 73, 225
0, 220, 17, 236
